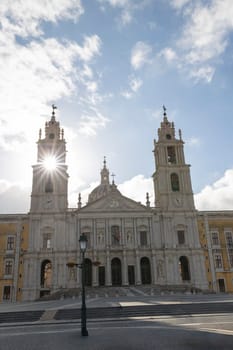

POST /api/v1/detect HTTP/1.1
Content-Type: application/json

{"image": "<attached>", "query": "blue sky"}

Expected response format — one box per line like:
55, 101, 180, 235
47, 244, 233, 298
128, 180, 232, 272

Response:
0, 0, 233, 213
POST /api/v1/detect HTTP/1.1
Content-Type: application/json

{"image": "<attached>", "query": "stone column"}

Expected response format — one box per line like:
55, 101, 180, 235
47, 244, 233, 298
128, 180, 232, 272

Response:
92, 250, 98, 286
106, 249, 111, 286
122, 250, 128, 286
152, 250, 157, 284
135, 250, 141, 285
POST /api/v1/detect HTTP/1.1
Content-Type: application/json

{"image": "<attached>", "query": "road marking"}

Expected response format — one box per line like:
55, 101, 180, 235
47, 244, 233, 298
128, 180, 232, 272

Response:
201, 328, 233, 335
0, 325, 184, 337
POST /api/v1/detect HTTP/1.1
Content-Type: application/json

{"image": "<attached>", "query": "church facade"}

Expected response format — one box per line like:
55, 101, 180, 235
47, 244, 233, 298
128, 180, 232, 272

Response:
1, 107, 233, 302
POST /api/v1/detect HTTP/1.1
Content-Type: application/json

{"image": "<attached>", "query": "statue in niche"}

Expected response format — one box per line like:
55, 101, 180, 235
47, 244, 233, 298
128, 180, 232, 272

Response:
69, 267, 76, 280
157, 259, 164, 278
127, 230, 132, 243
98, 231, 104, 244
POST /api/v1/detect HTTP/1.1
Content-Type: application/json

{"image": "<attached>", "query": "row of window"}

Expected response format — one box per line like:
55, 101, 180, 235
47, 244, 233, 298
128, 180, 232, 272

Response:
41, 255, 191, 291
0, 236, 15, 251
213, 250, 233, 269
3, 260, 14, 275
211, 230, 233, 247
42, 228, 186, 249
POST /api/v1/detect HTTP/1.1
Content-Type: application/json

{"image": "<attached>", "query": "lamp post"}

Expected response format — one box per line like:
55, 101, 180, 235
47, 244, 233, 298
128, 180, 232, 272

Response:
79, 233, 88, 337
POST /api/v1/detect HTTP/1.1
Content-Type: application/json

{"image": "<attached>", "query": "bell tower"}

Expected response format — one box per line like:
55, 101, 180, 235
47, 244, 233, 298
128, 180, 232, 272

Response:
30, 105, 68, 213
153, 107, 195, 211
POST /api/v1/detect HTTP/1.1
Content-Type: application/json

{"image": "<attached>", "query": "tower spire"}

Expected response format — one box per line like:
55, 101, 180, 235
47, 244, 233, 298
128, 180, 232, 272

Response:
103, 156, 106, 169
163, 105, 168, 122
100, 157, 109, 185
51, 104, 57, 122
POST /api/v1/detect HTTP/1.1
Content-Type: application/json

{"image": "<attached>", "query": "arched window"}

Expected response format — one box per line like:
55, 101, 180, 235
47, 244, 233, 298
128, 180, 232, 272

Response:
167, 146, 176, 164
45, 175, 53, 193
179, 256, 190, 281
41, 260, 52, 288
84, 258, 92, 286
171, 173, 180, 191
140, 257, 151, 284
111, 258, 122, 285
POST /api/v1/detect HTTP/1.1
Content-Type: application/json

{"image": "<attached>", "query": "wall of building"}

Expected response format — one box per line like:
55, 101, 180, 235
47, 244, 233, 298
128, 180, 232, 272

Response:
0, 216, 28, 302
198, 212, 233, 293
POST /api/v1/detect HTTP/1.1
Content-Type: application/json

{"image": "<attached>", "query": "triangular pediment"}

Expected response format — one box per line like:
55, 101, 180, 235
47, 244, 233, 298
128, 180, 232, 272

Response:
79, 190, 149, 213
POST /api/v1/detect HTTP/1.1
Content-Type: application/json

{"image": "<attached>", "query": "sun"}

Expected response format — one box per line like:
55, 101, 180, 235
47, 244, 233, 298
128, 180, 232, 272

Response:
43, 156, 57, 171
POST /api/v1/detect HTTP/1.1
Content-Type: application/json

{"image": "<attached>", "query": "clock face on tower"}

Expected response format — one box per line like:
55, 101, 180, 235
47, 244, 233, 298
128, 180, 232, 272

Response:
43, 197, 53, 209
173, 197, 182, 207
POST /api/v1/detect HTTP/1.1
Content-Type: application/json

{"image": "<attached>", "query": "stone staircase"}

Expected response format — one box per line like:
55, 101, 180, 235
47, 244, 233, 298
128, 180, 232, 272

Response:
38, 284, 202, 301
0, 310, 43, 324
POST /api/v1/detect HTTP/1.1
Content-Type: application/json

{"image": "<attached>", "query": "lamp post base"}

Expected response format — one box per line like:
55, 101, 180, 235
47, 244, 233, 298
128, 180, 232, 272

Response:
81, 327, 89, 337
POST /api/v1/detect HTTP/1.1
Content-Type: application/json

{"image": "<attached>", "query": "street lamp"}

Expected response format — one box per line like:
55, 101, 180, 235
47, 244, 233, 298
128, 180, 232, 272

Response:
79, 233, 88, 337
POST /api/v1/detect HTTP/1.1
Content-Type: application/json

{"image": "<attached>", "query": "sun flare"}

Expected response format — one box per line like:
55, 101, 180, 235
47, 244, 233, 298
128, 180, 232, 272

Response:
43, 156, 57, 170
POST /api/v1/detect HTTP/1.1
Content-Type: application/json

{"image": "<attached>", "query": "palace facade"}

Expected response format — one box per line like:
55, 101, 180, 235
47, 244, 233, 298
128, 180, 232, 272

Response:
1, 108, 233, 302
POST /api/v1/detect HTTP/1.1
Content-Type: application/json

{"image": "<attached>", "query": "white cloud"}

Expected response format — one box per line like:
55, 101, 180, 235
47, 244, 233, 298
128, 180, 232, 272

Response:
189, 66, 215, 84
0, 0, 84, 37
98, 0, 151, 26
169, 0, 192, 9
0, 0, 104, 153
0, 179, 30, 213
78, 111, 110, 136
179, 1, 233, 64
131, 41, 152, 70
159, 1, 233, 83
72, 35, 102, 62
0, 34, 102, 151
118, 174, 154, 205
170, 0, 233, 82
69, 180, 99, 208
120, 9, 132, 25
186, 137, 201, 147
129, 77, 143, 92
195, 169, 233, 210
151, 108, 163, 120
121, 75, 143, 99
159, 47, 178, 63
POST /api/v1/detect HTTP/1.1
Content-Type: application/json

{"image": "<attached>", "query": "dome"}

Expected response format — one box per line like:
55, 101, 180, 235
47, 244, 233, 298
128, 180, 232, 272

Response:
88, 184, 111, 203
88, 158, 120, 203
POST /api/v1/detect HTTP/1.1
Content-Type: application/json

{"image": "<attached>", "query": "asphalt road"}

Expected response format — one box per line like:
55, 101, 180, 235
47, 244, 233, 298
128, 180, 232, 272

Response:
0, 314, 232, 350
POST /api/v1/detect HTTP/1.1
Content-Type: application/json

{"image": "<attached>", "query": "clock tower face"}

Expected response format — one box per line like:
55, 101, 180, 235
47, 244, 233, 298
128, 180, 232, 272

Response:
173, 196, 182, 207
43, 197, 53, 209
30, 107, 68, 213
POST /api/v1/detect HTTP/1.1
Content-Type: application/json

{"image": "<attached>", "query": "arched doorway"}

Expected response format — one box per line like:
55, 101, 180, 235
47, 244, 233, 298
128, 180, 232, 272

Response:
41, 260, 52, 288
140, 257, 151, 284
179, 256, 191, 281
111, 258, 122, 286
84, 258, 92, 286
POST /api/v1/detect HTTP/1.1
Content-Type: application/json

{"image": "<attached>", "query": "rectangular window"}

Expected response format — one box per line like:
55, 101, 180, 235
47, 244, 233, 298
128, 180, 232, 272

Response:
228, 253, 233, 268
177, 230, 185, 245
211, 232, 219, 246
5, 260, 13, 275
225, 231, 233, 248
214, 254, 223, 269
3, 286, 11, 300
140, 231, 147, 246
7, 236, 14, 250
167, 146, 176, 164
43, 234, 51, 249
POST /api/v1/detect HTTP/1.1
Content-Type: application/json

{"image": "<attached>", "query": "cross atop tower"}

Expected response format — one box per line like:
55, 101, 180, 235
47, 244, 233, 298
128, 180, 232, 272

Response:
163, 105, 166, 116
111, 173, 115, 184
51, 104, 57, 120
